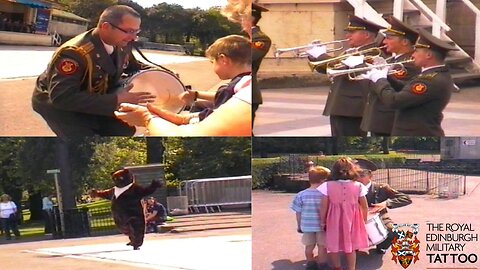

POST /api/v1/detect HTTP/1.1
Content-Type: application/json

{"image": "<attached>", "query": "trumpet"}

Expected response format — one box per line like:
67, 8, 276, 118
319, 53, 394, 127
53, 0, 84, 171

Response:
308, 46, 386, 72
326, 59, 415, 80
274, 39, 348, 58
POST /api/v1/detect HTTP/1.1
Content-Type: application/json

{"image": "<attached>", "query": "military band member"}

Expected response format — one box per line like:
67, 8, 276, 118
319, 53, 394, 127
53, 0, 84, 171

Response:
355, 159, 412, 254
361, 16, 421, 136
309, 16, 385, 136
250, 3, 271, 130
360, 28, 457, 136
32, 5, 155, 138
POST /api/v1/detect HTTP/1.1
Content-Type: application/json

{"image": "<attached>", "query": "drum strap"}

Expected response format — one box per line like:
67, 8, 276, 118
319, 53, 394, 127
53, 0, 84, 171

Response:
132, 44, 177, 76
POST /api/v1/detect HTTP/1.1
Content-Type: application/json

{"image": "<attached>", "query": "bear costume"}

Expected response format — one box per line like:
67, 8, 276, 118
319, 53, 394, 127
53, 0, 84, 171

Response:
90, 168, 162, 250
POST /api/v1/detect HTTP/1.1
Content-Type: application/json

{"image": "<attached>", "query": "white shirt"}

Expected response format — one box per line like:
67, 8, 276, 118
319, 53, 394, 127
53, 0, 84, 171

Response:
233, 75, 252, 105
101, 39, 114, 55
114, 183, 134, 198
42, 197, 53, 210
317, 180, 368, 196
421, 64, 445, 73
0, 201, 17, 218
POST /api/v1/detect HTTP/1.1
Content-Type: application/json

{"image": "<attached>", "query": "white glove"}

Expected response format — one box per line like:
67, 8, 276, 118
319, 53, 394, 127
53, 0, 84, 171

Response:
341, 55, 365, 68
358, 67, 389, 83
306, 45, 327, 58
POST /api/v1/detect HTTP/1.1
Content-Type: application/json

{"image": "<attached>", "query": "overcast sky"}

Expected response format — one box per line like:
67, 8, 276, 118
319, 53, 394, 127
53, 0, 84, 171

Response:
134, 0, 226, 9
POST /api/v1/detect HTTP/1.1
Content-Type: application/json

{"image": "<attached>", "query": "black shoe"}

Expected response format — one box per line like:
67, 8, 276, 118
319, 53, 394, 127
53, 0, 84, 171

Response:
133, 246, 140, 250
376, 247, 387, 254
126, 242, 132, 246
306, 261, 318, 270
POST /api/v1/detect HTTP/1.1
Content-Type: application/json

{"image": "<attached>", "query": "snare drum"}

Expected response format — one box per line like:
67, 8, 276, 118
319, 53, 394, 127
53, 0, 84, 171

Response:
125, 69, 186, 113
366, 213, 389, 246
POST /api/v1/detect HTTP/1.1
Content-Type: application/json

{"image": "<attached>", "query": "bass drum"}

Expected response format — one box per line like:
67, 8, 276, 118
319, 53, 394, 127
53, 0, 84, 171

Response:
126, 69, 186, 113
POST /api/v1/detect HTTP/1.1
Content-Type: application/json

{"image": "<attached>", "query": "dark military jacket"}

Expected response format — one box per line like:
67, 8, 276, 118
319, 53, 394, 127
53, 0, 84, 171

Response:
252, 26, 271, 105
366, 182, 412, 228
361, 52, 420, 134
310, 42, 381, 118
33, 29, 148, 117
372, 65, 453, 136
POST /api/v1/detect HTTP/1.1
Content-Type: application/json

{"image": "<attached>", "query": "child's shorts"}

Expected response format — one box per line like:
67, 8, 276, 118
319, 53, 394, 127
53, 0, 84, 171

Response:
301, 231, 325, 246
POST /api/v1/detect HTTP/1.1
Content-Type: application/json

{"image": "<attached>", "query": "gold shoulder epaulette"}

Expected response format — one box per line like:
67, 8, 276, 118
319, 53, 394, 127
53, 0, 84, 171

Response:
418, 73, 437, 80
76, 42, 94, 56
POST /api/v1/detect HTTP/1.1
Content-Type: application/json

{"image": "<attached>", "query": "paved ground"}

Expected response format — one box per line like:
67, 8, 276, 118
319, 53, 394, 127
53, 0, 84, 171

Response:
252, 176, 480, 270
0, 46, 224, 136
0, 228, 251, 270
253, 84, 480, 136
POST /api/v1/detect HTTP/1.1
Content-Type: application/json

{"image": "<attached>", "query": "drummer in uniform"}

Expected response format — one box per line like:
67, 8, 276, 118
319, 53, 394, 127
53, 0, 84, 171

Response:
32, 5, 155, 138
251, 3, 271, 130
361, 16, 421, 136
360, 28, 458, 136
355, 158, 412, 254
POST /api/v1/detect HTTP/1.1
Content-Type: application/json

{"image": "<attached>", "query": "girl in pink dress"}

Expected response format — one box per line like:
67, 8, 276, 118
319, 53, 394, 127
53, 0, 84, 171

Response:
318, 157, 369, 270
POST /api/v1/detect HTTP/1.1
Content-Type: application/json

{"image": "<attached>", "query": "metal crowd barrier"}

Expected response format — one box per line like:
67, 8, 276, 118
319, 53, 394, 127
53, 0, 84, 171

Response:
179, 176, 252, 213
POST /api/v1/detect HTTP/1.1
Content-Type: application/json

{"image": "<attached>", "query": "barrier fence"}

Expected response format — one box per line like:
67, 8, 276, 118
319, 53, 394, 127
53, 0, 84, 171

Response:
178, 175, 252, 213
276, 154, 466, 197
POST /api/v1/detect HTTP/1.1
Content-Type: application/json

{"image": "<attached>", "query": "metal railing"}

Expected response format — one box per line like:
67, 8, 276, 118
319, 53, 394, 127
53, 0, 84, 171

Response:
178, 176, 252, 213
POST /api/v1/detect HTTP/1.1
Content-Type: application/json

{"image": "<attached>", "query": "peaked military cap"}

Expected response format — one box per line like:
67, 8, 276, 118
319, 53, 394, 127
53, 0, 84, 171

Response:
252, 3, 268, 18
355, 158, 378, 172
414, 28, 458, 54
344, 15, 385, 34
384, 16, 419, 44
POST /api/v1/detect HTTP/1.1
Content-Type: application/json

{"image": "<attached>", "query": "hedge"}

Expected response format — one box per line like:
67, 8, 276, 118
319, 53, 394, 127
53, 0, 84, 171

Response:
252, 154, 407, 189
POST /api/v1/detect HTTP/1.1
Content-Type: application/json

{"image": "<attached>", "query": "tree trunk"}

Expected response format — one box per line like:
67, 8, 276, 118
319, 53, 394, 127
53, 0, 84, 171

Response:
28, 191, 43, 221
382, 137, 390, 154
146, 137, 165, 164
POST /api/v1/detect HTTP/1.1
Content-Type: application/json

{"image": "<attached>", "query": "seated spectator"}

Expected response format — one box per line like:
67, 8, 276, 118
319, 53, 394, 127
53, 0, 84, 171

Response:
145, 197, 167, 233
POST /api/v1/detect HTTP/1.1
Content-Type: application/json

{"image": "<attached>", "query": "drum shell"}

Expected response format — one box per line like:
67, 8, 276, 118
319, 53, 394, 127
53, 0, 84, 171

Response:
366, 213, 389, 246
125, 69, 186, 113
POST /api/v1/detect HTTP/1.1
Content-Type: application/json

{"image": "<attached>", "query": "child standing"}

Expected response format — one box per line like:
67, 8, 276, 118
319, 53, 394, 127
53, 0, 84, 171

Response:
291, 166, 331, 270
318, 157, 369, 270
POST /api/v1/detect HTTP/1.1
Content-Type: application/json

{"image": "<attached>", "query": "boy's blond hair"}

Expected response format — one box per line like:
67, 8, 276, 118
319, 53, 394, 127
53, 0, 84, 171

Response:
205, 35, 251, 66
308, 166, 331, 184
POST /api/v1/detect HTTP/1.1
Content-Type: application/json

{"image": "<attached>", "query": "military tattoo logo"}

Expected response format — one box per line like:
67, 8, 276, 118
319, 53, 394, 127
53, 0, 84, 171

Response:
391, 224, 420, 269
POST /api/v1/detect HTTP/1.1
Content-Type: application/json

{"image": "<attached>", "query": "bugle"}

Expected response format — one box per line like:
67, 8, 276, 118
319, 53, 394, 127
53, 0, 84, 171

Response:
274, 39, 348, 58
326, 59, 415, 80
308, 46, 386, 72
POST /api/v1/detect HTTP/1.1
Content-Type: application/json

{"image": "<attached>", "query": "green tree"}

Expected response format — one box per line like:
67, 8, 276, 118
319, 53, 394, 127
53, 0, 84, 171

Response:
65, 0, 117, 27
84, 137, 147, 190
164, 137, 251, 183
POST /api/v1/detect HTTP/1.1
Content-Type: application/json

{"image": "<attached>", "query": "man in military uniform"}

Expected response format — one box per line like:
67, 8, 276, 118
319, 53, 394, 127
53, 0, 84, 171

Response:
32, 5, 155, 138
361, 16, 421, 136
308, 16, 385, 136
251, 3, 271, 130
355, 158, 412, 254
360, 28, 457, 136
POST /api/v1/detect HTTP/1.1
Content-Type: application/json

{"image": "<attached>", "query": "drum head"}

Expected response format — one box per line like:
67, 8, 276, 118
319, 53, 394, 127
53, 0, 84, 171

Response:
128, 70, 186, 113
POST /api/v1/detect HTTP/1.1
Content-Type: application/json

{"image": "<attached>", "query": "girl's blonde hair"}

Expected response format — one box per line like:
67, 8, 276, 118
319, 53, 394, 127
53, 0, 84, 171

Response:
221, 0, 251, 24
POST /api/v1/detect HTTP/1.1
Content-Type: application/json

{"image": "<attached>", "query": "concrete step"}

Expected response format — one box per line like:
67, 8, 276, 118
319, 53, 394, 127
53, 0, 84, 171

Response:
170, 211, 250, 220
159, 211, 251, 233
170, 222, 252, 233
171, 216, 251, 226
452, 72, 480, 83
446, 56, 472, 66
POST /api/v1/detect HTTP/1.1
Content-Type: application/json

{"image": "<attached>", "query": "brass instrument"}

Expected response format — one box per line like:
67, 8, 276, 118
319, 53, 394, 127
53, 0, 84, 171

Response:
326, 59, 415, 80
308, 46, 387, 72
274, 39, 348, 58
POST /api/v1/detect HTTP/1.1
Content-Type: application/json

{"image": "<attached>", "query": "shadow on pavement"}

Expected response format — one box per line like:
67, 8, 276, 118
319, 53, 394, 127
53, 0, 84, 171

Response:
272, 259, 307, 270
